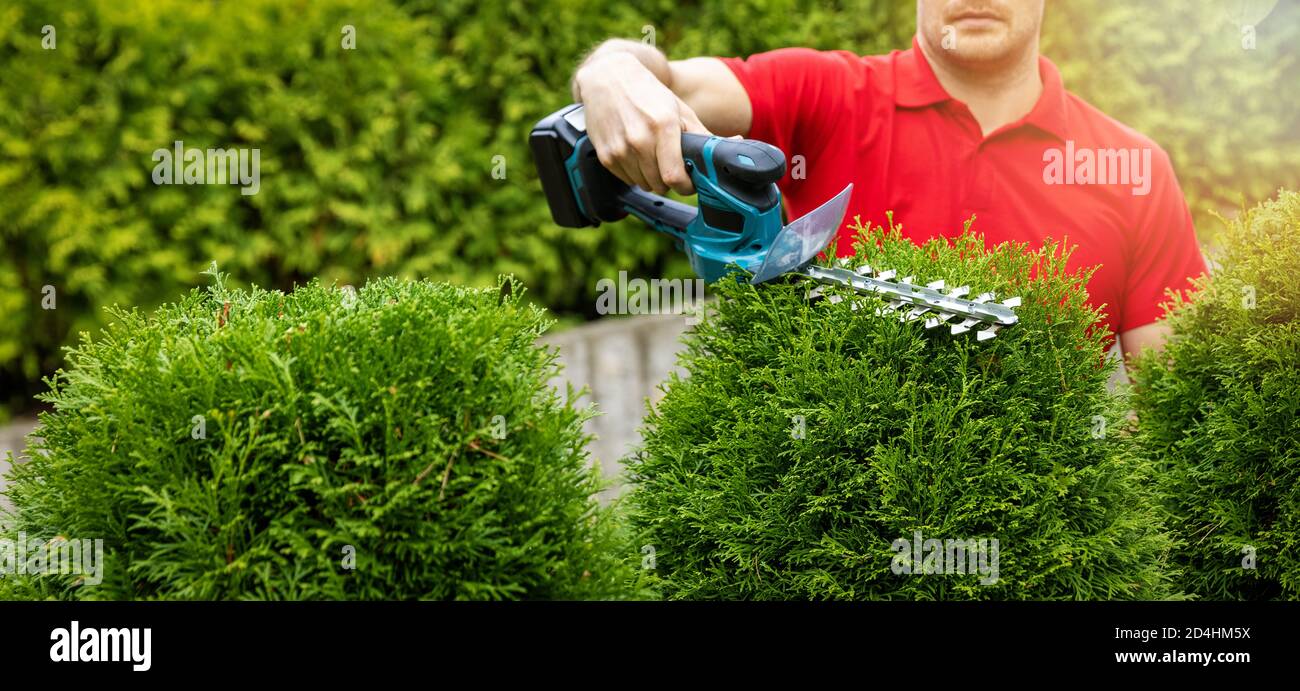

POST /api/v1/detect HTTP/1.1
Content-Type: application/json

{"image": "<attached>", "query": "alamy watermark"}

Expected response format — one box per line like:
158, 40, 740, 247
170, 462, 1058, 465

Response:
1241, 544, 1256, 571
1042, 140, 1152, 196
0, 533, 104, 586
1222, 1, 1279, 50
891, 530, 1000, 585
50, 621, 151, 672
595, 271, 705, 324
152, 140, 261, 195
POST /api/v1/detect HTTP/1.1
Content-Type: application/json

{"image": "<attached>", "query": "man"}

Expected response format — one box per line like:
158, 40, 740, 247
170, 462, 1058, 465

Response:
570, 0, 1206, 362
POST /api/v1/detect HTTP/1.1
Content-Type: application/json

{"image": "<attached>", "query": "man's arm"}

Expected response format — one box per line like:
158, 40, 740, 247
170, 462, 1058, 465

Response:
1118, 321, 1170, 371
1115, 145, 1206, 377
570, 39, 750, 195
666, 56, 753, 137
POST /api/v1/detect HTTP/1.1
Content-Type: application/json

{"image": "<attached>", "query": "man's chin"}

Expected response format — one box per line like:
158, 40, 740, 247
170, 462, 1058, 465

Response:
943, 38, 1019, 67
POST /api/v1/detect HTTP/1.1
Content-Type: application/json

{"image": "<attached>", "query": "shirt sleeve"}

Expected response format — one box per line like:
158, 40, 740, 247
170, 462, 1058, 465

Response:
1121, 147, 1207, 332
719, 48, 862, 173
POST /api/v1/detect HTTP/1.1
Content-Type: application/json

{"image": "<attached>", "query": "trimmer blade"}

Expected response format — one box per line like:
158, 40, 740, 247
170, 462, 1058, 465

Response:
749, 184, 854, 285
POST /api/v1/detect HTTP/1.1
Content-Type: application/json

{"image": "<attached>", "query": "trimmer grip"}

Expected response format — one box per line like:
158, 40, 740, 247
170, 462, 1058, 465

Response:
680, 133, 712, 173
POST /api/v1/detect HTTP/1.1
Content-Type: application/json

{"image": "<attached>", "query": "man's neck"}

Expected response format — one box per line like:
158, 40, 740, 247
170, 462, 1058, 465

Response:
917, 36, 1043, 137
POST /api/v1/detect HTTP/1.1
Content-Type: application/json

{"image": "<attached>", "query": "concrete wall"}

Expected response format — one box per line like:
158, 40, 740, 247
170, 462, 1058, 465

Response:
541, 314, 692, 499
0, 416, 39, 527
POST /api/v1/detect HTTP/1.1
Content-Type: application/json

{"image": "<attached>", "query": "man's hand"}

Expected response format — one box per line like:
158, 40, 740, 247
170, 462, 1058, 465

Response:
573, 51, 709, 195
571, 40, 751, 196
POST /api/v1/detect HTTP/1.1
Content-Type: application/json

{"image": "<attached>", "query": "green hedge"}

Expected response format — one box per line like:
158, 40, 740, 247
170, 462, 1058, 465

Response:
0, 0, 908, 416
1131, 190, 1300, 600
2, 0, 1294, 418
0, 275, 639, 600
629, 223, 1178, 599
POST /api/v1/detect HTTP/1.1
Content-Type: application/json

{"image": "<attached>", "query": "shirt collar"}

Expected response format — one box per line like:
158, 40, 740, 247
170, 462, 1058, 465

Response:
894, 35, 952, 108
894, 35, 1071, 141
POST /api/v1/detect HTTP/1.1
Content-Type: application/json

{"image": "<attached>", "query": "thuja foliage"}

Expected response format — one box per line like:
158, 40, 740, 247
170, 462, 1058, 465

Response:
1131, 190, 1300, 600
630, 221, 1177, 600
0, 0, 915, 418
0, 274, 638, 600
1043, 0, 1300, 242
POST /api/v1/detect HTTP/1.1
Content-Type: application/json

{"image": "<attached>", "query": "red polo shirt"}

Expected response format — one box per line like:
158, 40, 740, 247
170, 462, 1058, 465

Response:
721, 38, 1206, 338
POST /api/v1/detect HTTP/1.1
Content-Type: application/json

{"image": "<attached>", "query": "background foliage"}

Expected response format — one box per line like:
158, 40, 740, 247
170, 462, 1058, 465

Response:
0, 275, 640, 600
1131, 190, 1300, 601
2, 0, 1296, 417
629, 224, 1179, 599
1043, 0, 1299, 237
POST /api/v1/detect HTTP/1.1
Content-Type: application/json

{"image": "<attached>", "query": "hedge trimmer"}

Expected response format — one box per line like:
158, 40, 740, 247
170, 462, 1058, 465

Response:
529, 104, 1020, 339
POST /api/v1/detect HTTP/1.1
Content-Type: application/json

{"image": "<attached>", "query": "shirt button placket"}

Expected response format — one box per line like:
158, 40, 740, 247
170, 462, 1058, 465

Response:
965, 140, 995, 215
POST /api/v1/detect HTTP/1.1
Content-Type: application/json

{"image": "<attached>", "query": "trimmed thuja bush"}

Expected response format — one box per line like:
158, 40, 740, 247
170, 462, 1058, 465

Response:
629, 221, 1178, 600
1132, 190, 1300, 600
0, 274, 637, 600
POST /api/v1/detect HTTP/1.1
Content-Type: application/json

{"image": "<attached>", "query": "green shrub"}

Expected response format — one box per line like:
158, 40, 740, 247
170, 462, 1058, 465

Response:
0, 273, 638, 600
1131, 190, 1300, 600
629, 222, 1178, 600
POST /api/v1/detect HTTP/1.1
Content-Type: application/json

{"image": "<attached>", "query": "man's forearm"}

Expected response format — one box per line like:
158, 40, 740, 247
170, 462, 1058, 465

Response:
572, 39, 671, 101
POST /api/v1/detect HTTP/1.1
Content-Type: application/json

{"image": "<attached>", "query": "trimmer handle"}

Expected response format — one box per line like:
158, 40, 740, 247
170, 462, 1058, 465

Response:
680, 133, 784, 211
